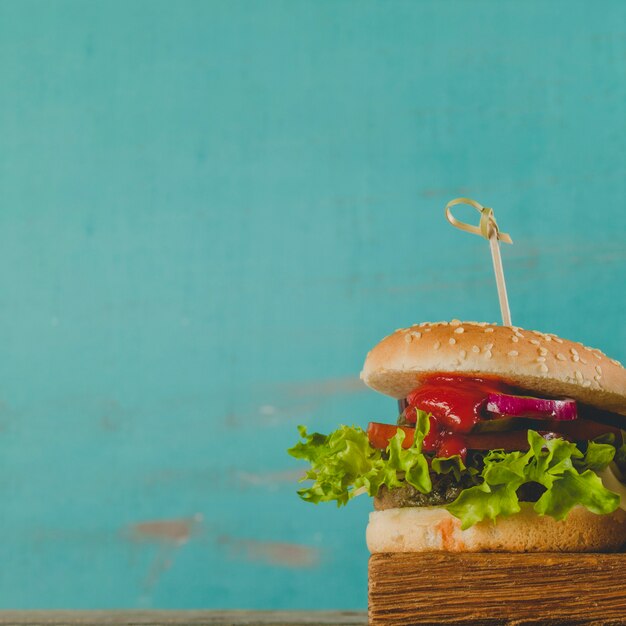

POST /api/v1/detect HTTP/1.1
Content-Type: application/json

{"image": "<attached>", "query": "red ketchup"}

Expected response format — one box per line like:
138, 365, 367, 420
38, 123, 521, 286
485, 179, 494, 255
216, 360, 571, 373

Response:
403, 375, 512, 461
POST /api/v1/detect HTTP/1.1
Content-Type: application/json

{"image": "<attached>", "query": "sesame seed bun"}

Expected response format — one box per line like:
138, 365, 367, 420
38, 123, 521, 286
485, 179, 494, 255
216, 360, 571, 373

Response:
360, 321, 626, 415
366, 505, 626, 553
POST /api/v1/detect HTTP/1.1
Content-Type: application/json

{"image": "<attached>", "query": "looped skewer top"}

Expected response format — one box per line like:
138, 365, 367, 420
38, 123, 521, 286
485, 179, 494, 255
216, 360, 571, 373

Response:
444, 197, 514, 326
444, 197, 513, 244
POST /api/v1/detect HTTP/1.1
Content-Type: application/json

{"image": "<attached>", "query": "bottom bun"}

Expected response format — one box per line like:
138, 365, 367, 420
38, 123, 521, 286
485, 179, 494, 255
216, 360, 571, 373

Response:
366, 505, 626, 553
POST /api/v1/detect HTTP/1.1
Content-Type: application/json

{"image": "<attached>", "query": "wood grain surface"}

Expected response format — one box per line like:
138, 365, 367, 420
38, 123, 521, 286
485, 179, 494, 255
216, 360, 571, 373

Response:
369, 553, 626, 625
0, 611, 367, 626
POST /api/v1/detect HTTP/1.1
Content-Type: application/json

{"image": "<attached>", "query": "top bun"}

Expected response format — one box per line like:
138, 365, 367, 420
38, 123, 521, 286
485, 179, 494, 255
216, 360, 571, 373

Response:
360, 321, 626, 415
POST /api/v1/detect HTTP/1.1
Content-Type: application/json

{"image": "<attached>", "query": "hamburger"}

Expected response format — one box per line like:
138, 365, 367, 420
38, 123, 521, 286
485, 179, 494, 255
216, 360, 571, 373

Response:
289, 320, 626, 552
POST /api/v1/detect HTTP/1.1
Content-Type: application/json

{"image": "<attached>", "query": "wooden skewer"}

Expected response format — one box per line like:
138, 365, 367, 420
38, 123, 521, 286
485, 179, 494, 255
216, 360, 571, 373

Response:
444, 197, 513, 326
488, 230, 512, 326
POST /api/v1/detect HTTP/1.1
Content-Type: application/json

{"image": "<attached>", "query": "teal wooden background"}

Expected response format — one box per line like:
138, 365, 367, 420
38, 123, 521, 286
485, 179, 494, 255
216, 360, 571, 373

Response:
0, 0, 625, 610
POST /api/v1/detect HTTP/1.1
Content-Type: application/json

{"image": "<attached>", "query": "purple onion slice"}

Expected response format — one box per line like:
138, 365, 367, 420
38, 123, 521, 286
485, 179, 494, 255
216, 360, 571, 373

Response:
485, 393, 577, 421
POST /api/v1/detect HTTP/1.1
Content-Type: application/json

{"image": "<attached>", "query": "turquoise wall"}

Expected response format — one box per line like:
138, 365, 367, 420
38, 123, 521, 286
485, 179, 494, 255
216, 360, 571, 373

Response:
0, 0, 625, 609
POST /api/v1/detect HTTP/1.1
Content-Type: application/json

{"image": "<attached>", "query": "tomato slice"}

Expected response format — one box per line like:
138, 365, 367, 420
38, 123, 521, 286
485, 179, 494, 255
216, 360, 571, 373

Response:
464, 430, 574, 451
464, 430, 532, 451
367, 422, 415, 449
367, 419, 618, 456
437, 434, 467, 462
543, 418, 621, 442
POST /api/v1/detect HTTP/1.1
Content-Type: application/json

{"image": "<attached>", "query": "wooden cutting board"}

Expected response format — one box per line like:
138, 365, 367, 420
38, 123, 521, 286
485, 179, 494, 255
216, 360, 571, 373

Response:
369, 553, 626, 625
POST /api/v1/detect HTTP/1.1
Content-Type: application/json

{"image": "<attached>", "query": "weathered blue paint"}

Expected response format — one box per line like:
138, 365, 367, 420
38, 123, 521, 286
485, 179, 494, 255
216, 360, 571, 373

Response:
0, 0, 624, 610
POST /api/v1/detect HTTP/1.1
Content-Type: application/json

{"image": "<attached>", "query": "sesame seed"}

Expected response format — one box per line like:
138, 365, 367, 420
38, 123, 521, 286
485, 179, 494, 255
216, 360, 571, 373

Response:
449, 337, 456, 345
580, 357, 587, 364
459, 349, 467, 359
545, 336, 552, 342
570, 348, 578, 355
575, 371, 584, 382
485, 343, 494, 350
611, 358, 622, 366
537, 356, 546, 362
583, 380, 592, 388
556, 353, 566, 361
414, 331, 422, 339
529, 339, 540, 346
593, 352, 601, 360
584, 346, 592, 352
515, 331, 524, 338
472, 345, 480, 353
572, 354, 580, 362
433, 340, 441, 350
511, 336, 519, 343
484, 328, 494, 333
477, 322, 488, 327
485, 350, 493, 359
454, 327, 465, 334
539, 364, 549, 373
424, 328, 431, 332
594, 374, 602, 381
538, 347, 548, 356
405, 334, 412, 344
553, 337, 563, 344
450, 319, 461, 326
595, 365, 602, 375
532, 330, 543, 336
508, 350, 519, 357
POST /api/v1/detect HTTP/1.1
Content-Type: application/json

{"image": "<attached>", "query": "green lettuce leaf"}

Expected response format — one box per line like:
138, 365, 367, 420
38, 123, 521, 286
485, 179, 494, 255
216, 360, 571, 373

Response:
289, 422, 621, 528
446, 448, 528, 529
288, 412, 432, 506
446, 430, 619, 529
431, 454, 475, 482
576, 440, 616, 473
446, 482, 522, 529
534, 468, 619, 520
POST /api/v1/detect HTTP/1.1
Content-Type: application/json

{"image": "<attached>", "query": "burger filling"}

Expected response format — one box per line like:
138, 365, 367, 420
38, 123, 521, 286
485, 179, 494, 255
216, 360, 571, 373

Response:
289, 375, 626, 529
